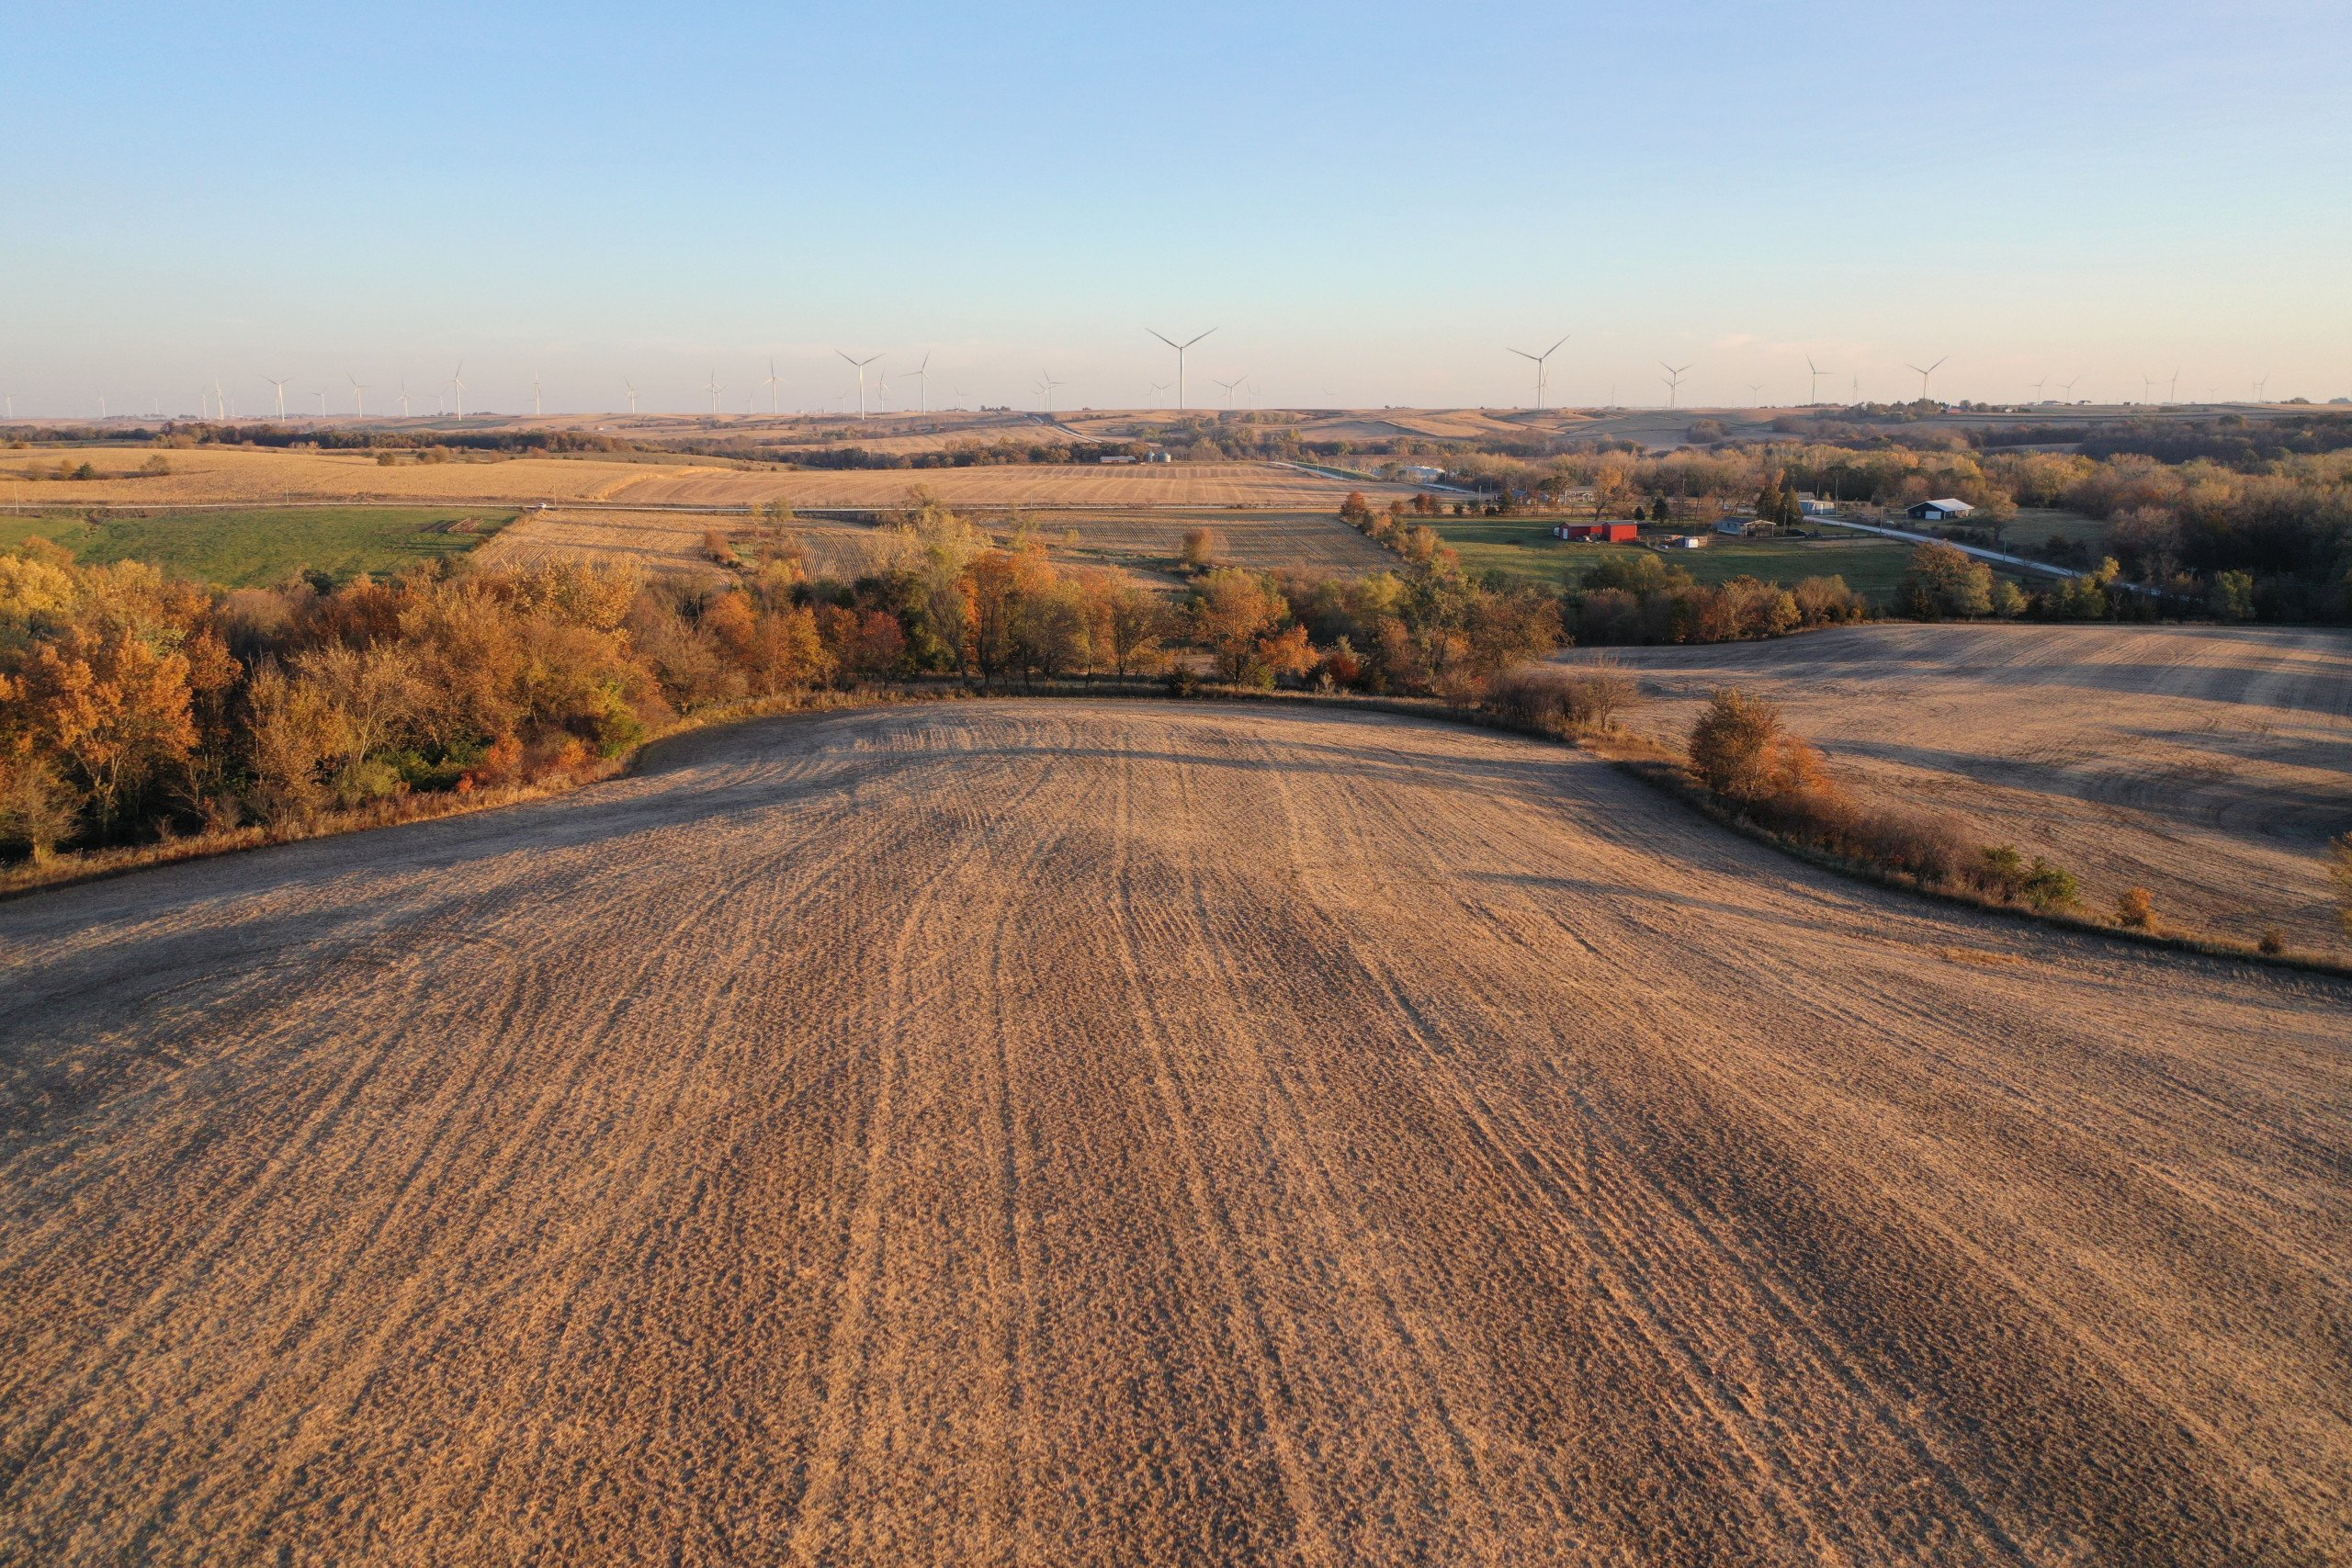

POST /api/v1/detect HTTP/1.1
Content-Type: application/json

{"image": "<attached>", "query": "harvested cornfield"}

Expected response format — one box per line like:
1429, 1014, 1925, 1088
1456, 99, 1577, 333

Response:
0, 445, 682, 505
1035, 510, 1394, 575
477, 507, 891, 582
604, 459, 1415, 510
4, 702, 2345, 1566
1595, 622, 2352, 950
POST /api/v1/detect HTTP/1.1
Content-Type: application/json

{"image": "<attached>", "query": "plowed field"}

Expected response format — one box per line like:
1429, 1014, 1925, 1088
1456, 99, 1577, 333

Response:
3, 703, 2345, 1565
1598, 623, 2352, 950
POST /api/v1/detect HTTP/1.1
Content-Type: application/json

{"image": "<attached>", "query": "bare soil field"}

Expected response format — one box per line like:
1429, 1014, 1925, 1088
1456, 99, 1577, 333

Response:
1594, 623, 2352, 950
3, 702, 2345, 1566
604, 460, 1415, 510
2, 446, 685, 505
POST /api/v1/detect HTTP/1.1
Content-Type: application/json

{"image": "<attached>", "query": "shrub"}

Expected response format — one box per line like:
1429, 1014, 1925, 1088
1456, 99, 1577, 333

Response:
1975, 844, 2030, 900
1965, 843, 2077, 909
2021, 857, 2078, 910
1489, 658, 1640, 734
2258, 927, 2287, 956
2115, 886, 2155, 930
702, 528, 738, 568
1688, 689, 1828, 801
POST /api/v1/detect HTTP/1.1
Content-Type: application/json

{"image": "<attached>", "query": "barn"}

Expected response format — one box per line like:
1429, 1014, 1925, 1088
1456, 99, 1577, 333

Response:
1554, 522, 1639, 542
1907, 497, 1975, 522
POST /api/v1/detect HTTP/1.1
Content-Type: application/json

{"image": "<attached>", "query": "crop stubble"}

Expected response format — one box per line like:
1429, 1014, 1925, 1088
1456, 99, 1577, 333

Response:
1, 703, 2344, 1565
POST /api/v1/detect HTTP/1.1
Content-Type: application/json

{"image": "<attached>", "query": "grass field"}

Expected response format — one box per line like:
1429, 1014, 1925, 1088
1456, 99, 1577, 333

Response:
1435, 516, 1930, 597
0, 505, 514, 586
1598, 622, 2352, 949
3, 701, 2343, 1564
2014, 505, 2111, 547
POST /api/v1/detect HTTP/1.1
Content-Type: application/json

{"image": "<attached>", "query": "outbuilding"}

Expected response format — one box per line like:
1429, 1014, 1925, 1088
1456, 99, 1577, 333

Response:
1554, 522, 1639, 542
1906, 497, 1975, 522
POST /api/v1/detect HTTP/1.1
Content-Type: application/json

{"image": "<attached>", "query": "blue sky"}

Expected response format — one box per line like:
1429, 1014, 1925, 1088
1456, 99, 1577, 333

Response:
5, 1, 2346, 415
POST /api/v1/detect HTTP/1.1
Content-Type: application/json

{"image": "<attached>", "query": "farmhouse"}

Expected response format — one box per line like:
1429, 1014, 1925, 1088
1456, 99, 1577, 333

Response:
1907, 497, 1975, 522
1716, 516, 1776, 538
1554, 522, 1639, 542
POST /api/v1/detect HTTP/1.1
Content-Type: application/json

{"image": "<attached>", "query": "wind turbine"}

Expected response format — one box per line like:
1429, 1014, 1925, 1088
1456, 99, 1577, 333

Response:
2030, 375, 2049, 403
1747, 382, 1765, 406
1148, 326, 1216, 412
624, 377, 639, 415
532, 370, 543, 417
2059, 374, 2082, 400
2253, 373, 2268, 402
1036, 371, 1064, 413
1660, 362, 1691, 409
763, 356, 781, 415
2167, 368, 2180, 404
264, 376, 289, 420
215, 378, 227, 422
1215, 374, 1247, 410
397, 378, 412, 417
449, 363, 466, 419
349, 375, 368, 418
1905, 356, 1948, 402
903, 352, 931, 414
704, 369, 722, 416
316, 389, 328, 416
876, 367, 891, 412
98, 394, 107, 419
1506, 335, 1569, 412
1149, 380, 1171, 406
1805, 355, 1829, 404
835, 350, 884, 416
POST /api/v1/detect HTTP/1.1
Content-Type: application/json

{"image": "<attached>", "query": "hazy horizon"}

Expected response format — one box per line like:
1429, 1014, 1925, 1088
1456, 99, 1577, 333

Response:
7, 1, 2347, 416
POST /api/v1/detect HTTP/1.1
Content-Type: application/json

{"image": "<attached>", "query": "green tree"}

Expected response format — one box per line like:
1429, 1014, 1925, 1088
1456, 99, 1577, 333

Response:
1899, 541, 1993, 619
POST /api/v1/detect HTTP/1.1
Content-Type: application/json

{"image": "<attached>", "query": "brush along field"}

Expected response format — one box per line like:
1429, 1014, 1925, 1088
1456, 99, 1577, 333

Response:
602, 459, 1417, 510
1, 445, 688, 505
1596, 623, 2352, 950
4, 702, 2346, 1566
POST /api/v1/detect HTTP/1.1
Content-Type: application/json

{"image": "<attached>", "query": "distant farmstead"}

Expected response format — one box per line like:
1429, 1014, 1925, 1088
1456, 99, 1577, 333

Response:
1906, 498, 1975, 522
1398, 464, 1446, 484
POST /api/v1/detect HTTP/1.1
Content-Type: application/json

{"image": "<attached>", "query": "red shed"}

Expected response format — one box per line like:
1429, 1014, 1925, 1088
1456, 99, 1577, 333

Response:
1555, 522, 1639, 543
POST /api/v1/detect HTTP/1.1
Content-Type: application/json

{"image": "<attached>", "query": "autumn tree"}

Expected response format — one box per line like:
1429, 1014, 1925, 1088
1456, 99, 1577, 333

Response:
1192, 569, 1286, 682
